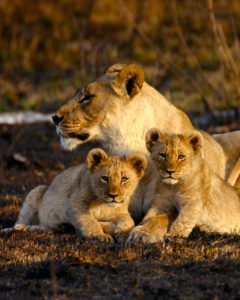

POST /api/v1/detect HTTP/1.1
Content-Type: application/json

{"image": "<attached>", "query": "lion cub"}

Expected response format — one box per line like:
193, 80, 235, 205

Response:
128, 129, 240, 243
15, 148, 147, 243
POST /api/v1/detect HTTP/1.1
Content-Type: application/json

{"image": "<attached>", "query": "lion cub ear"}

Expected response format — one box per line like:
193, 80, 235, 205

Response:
87, 148, 109, 172
111, 64, 145, 99
188, 131, 203, 153
125, 153, 147, 178
145, 128, 162, 153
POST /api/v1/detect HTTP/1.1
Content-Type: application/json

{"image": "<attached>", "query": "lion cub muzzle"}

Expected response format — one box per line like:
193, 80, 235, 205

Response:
103, 191, 124, 207
160, 169, 179, 185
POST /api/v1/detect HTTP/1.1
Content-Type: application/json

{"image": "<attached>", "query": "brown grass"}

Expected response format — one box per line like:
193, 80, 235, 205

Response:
1, 0, 240, 115
1, 123, 240, 298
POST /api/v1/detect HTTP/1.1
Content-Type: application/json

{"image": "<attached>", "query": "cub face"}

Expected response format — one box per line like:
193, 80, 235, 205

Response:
52, 64, 145, 150
87, 148, 147, 207
146, 128, 202, 185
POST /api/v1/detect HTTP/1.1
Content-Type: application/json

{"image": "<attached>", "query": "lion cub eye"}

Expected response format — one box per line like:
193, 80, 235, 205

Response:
158, 153, 167, 160
101, 176, 110, 183
178, 154, 185, 160
121, 177, 128, 183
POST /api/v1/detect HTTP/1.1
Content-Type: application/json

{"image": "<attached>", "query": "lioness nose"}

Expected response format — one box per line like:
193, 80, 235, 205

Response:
52, 115, 64, 126
108, 193, 118, 199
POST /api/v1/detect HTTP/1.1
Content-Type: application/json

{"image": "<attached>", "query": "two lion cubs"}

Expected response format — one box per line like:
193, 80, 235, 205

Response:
16, 127, 240, 243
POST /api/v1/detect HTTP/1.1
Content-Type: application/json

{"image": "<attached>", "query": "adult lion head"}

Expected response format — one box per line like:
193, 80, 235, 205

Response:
52, 64, 145, 151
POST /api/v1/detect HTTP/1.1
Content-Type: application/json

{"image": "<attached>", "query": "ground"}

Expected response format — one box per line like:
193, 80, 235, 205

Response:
1, 122, 240, 299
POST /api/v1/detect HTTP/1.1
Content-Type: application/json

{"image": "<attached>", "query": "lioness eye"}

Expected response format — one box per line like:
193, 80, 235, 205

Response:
121, 177, 128, 183
178, 154, 185, 160
159, 153, 167, 159
80, 95, 93, 104
101, 176, 110, 183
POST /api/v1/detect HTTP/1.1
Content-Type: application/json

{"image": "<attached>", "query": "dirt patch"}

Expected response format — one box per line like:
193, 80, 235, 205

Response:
1, 122, 240, 299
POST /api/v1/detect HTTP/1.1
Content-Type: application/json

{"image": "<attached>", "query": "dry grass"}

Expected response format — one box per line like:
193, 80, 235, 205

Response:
1, 123, 240, 298
1, 0, 240, 115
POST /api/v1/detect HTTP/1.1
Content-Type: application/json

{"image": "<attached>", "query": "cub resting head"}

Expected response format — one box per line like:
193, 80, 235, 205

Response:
15, 148, 147, 243
128, 128, 240, 244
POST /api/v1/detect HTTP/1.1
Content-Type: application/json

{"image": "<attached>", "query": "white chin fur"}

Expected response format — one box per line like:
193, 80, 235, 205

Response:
58, 126, 102, 151
162, 178, 178, 185
60, 137, 81, 151
106, 202, 123, 208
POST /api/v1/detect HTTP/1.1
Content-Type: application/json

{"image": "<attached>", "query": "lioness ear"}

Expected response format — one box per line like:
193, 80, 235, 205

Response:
188, 131, 203, 153
126, 154, 147, 178
105, 63, 127, 74
111, 65, 145, 99
145, 128, 162, 153
87, 148, 109, 172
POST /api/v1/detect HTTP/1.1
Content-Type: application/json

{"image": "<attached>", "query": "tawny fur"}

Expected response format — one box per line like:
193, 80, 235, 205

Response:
52, 63, 227, 223
15, 149, 147, 243
128, 129, 240, 243
213, 130, 240, 187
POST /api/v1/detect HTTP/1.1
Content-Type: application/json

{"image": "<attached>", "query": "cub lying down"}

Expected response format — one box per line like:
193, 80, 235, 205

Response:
128, 129, 240, 243
15, 148, 147, 243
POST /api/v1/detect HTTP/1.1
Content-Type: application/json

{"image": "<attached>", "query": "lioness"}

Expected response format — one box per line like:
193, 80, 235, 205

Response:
128, 129, 240, 243
213, 131, 240, 187
15, 148, 147, 243
52, 63, 227, 223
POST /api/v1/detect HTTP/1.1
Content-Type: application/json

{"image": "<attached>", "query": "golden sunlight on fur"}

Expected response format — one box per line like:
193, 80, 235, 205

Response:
52, 63, 227, 180
128, 129, 240, 243
15, 149, 147, 243
51, 63, 233, 227
213, 131, 240, 187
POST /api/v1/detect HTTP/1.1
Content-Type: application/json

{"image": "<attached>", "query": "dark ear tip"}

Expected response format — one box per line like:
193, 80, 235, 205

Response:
127, 153, 147, 176
189, 131, 203, 151
146, 128, 160, 142
87, 148, 109, 171
125, 65, 145, 84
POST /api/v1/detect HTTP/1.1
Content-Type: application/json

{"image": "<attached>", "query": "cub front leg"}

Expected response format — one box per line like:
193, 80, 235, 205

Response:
68, 212, 114, 243
113, 214, 135, 243
99, 222, 116, 235
168, 204, 200, 238
127, 211, 177, 244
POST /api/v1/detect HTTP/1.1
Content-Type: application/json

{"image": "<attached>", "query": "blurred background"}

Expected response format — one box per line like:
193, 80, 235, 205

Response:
1, 0, 240, 128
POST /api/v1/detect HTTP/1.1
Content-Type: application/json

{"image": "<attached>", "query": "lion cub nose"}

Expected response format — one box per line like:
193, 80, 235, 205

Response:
108, 193, 118, 200
52, 115, 64, 126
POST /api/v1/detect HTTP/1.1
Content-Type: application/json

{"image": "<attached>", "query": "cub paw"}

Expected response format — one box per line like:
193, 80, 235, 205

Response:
96, 233, 115, 244
114, 231, 129, 244
127, 226, 164, 244
14, 224, 28, 231
168, 227, 191, 238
